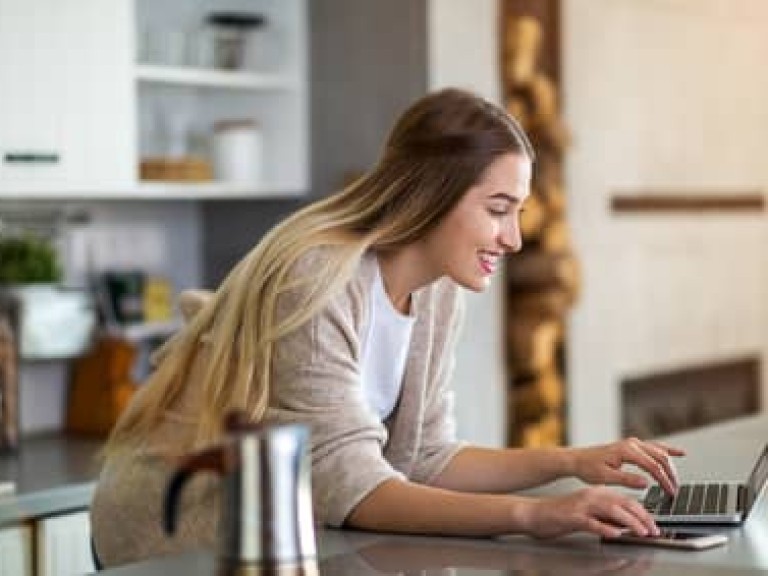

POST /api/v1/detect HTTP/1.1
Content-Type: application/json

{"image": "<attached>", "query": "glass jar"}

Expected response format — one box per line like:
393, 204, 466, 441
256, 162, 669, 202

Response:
212, 119, 263, 186
206, 12, 266, 70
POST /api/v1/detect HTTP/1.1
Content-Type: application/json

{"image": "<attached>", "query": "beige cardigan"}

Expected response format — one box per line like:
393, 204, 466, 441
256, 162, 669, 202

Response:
90, 251, 465, 567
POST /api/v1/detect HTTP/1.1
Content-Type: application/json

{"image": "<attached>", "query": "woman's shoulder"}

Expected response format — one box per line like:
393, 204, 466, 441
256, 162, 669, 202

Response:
289, 246, 376, 285
276, 246, 375, 328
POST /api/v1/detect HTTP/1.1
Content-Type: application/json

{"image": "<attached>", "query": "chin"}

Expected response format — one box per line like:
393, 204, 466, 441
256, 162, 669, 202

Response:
455, 275, 491, 293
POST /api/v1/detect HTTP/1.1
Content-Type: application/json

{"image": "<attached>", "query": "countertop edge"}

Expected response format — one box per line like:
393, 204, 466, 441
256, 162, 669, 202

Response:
0, 481, 96, 527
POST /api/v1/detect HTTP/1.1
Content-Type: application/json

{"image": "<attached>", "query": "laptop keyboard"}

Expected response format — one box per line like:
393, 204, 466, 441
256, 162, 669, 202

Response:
642, 483, 733, 515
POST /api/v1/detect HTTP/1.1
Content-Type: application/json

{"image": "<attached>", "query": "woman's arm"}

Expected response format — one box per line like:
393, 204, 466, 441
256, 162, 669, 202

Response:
345, 478, 659, 539
431, 438, 684, 495
430, 445, 572, 492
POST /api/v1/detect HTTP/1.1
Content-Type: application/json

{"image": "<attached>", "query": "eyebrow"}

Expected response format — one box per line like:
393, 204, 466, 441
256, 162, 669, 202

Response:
489, 192, 523, 204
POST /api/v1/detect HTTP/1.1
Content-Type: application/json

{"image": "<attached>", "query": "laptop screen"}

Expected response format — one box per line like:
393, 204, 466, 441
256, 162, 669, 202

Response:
746, 444, 768, 512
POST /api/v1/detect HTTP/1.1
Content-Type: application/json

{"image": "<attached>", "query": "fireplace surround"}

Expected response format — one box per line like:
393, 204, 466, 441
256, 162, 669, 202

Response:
621, 356, 761, 439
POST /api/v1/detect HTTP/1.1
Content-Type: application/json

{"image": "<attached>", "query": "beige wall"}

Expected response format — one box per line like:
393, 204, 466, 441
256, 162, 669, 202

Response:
563, 0, 768, 444
428, 0, 508, 448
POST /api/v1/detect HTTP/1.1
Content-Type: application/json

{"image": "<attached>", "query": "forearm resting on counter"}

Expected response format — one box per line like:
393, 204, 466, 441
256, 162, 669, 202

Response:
344, 478, 534, 536
429, 445, 573, 493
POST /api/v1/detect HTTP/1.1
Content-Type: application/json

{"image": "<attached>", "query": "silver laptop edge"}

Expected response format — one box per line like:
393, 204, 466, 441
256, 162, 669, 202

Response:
655, 485, 742, 524
651, 443, 768, 525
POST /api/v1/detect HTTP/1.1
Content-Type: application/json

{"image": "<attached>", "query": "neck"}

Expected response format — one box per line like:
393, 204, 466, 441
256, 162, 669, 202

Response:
376, 246, 439, 314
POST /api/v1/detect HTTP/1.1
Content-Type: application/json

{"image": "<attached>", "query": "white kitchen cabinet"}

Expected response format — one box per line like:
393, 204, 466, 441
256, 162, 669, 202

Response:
0, 0, 308, 199
36, 510, 93, 576
0, 0, 135, 195
0, 525, 33, 576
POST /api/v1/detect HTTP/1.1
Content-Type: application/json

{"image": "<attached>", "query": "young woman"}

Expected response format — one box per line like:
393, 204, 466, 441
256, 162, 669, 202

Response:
91, 88, 683, 567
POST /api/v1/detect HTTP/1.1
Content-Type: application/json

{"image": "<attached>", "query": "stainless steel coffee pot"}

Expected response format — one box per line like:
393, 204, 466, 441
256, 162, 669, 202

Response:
163, 416, 317, 568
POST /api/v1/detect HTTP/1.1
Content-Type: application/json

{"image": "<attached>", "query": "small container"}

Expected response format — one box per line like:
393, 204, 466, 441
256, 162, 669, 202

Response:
212, 119, 263, 186
206, 12, 266, 70
104, 271, 145, 325
185, 26, 215, 68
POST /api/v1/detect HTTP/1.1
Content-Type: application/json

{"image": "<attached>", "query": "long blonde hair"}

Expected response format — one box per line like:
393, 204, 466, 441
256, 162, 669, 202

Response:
105, 88, 534, 453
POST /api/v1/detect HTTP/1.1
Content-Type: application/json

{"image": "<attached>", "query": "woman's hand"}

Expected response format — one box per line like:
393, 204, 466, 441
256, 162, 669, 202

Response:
568, 438, 685, 495
522, 486, 660, 539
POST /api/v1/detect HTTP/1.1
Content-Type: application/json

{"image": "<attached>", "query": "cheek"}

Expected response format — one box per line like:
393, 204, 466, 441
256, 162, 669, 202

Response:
430, 206, 491, 252
449, 218, 482, 248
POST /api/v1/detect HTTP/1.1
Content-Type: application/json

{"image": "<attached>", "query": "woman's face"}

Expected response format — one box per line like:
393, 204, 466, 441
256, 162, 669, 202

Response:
422, 152, 532, 292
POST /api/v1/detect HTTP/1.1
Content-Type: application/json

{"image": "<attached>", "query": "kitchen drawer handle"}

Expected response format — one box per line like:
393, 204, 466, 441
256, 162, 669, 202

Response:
4, 151, 60, 165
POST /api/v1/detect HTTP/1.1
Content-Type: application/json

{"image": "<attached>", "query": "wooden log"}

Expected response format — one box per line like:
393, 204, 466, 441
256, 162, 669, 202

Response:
504, 16, 542, 87
507, 288, 570, 319
529, 114, 570, 153
507, 316, 561, 375
528, 75, 558, 121
509, 366, 563, 421
534, 366, 564, 410
506, 96, 531, 127
520, 191, 546, 239
539, 180, 567, 217
511, 383, 548, 424
523, 412, 564, 447
507, 251, 578, 292
540, 218, 570, 253
533, 148, 565, 188
515, 411, 563, 448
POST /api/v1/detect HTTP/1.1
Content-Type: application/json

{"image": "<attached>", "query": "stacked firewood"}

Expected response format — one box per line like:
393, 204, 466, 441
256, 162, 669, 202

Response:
502, 14, 579, 447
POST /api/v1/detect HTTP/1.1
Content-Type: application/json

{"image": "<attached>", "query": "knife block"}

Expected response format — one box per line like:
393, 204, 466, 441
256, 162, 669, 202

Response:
66, 336, 138, 436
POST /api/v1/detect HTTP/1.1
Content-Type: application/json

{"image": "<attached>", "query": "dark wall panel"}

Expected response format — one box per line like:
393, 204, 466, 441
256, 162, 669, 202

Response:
200, 198, 305, 287
310, 0, 428, 196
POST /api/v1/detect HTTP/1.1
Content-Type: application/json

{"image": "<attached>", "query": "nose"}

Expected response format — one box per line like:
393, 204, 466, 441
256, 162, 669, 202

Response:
499, 217, 523, 253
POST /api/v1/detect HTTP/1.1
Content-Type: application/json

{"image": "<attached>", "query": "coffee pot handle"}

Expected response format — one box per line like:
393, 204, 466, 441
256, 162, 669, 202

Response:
163, 445, 230, 535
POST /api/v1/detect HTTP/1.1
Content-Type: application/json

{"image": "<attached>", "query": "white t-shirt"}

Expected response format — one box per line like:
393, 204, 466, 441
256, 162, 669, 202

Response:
359, 262, 416, 421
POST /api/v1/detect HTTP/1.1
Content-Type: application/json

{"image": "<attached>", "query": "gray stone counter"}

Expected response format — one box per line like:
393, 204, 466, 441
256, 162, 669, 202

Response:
94, 414, 768, 576
0, 433, 103, 526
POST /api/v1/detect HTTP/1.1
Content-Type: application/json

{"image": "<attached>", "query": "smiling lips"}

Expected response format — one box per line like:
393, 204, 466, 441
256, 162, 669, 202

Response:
479, 252, 499, 275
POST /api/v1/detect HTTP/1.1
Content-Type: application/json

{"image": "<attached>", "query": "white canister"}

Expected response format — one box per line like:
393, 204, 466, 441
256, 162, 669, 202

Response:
212, 119, 263, 186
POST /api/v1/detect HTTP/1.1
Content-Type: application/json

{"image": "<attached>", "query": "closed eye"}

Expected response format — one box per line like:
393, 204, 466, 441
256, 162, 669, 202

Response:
488, 192, 524, 216
487, 200, 512, 216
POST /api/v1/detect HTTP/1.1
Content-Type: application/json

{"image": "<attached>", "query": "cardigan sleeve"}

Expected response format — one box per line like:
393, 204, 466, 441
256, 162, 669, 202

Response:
409, 285, 467, 485
267, 269, 405, 528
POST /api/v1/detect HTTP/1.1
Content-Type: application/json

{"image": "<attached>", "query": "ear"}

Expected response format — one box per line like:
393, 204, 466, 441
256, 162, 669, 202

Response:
178, 289, 214, 322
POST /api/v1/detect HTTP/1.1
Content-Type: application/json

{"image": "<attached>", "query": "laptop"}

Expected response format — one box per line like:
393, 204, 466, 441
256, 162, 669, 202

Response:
642, 442, 768, 524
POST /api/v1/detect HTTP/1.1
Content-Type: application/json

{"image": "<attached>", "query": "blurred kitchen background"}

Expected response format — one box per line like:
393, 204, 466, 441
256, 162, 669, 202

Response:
1, 0, 767, 455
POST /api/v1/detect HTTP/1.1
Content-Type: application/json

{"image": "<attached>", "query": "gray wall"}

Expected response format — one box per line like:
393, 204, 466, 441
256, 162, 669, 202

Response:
310, 0, 427, 197
201, 0, 428, 286
200, 199, 305, 287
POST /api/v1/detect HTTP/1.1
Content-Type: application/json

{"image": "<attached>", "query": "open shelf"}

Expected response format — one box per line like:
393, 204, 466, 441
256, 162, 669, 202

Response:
133, 181, 305, 199
0, 182, 305, 200
133, 0, 309, 199
108, 318, 182, 342
135, 64, 298, 91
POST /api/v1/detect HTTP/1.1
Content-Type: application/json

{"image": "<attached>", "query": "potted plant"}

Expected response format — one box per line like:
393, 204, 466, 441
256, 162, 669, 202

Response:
0, 234, 62, 446
0, 234, 94, 359
0, 234, 62, 285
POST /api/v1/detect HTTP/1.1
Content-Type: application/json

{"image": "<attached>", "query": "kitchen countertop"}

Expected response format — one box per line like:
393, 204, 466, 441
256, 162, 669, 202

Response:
92, 522, 768, 576
95, 414, 768, 576
0, 432, 103, 527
